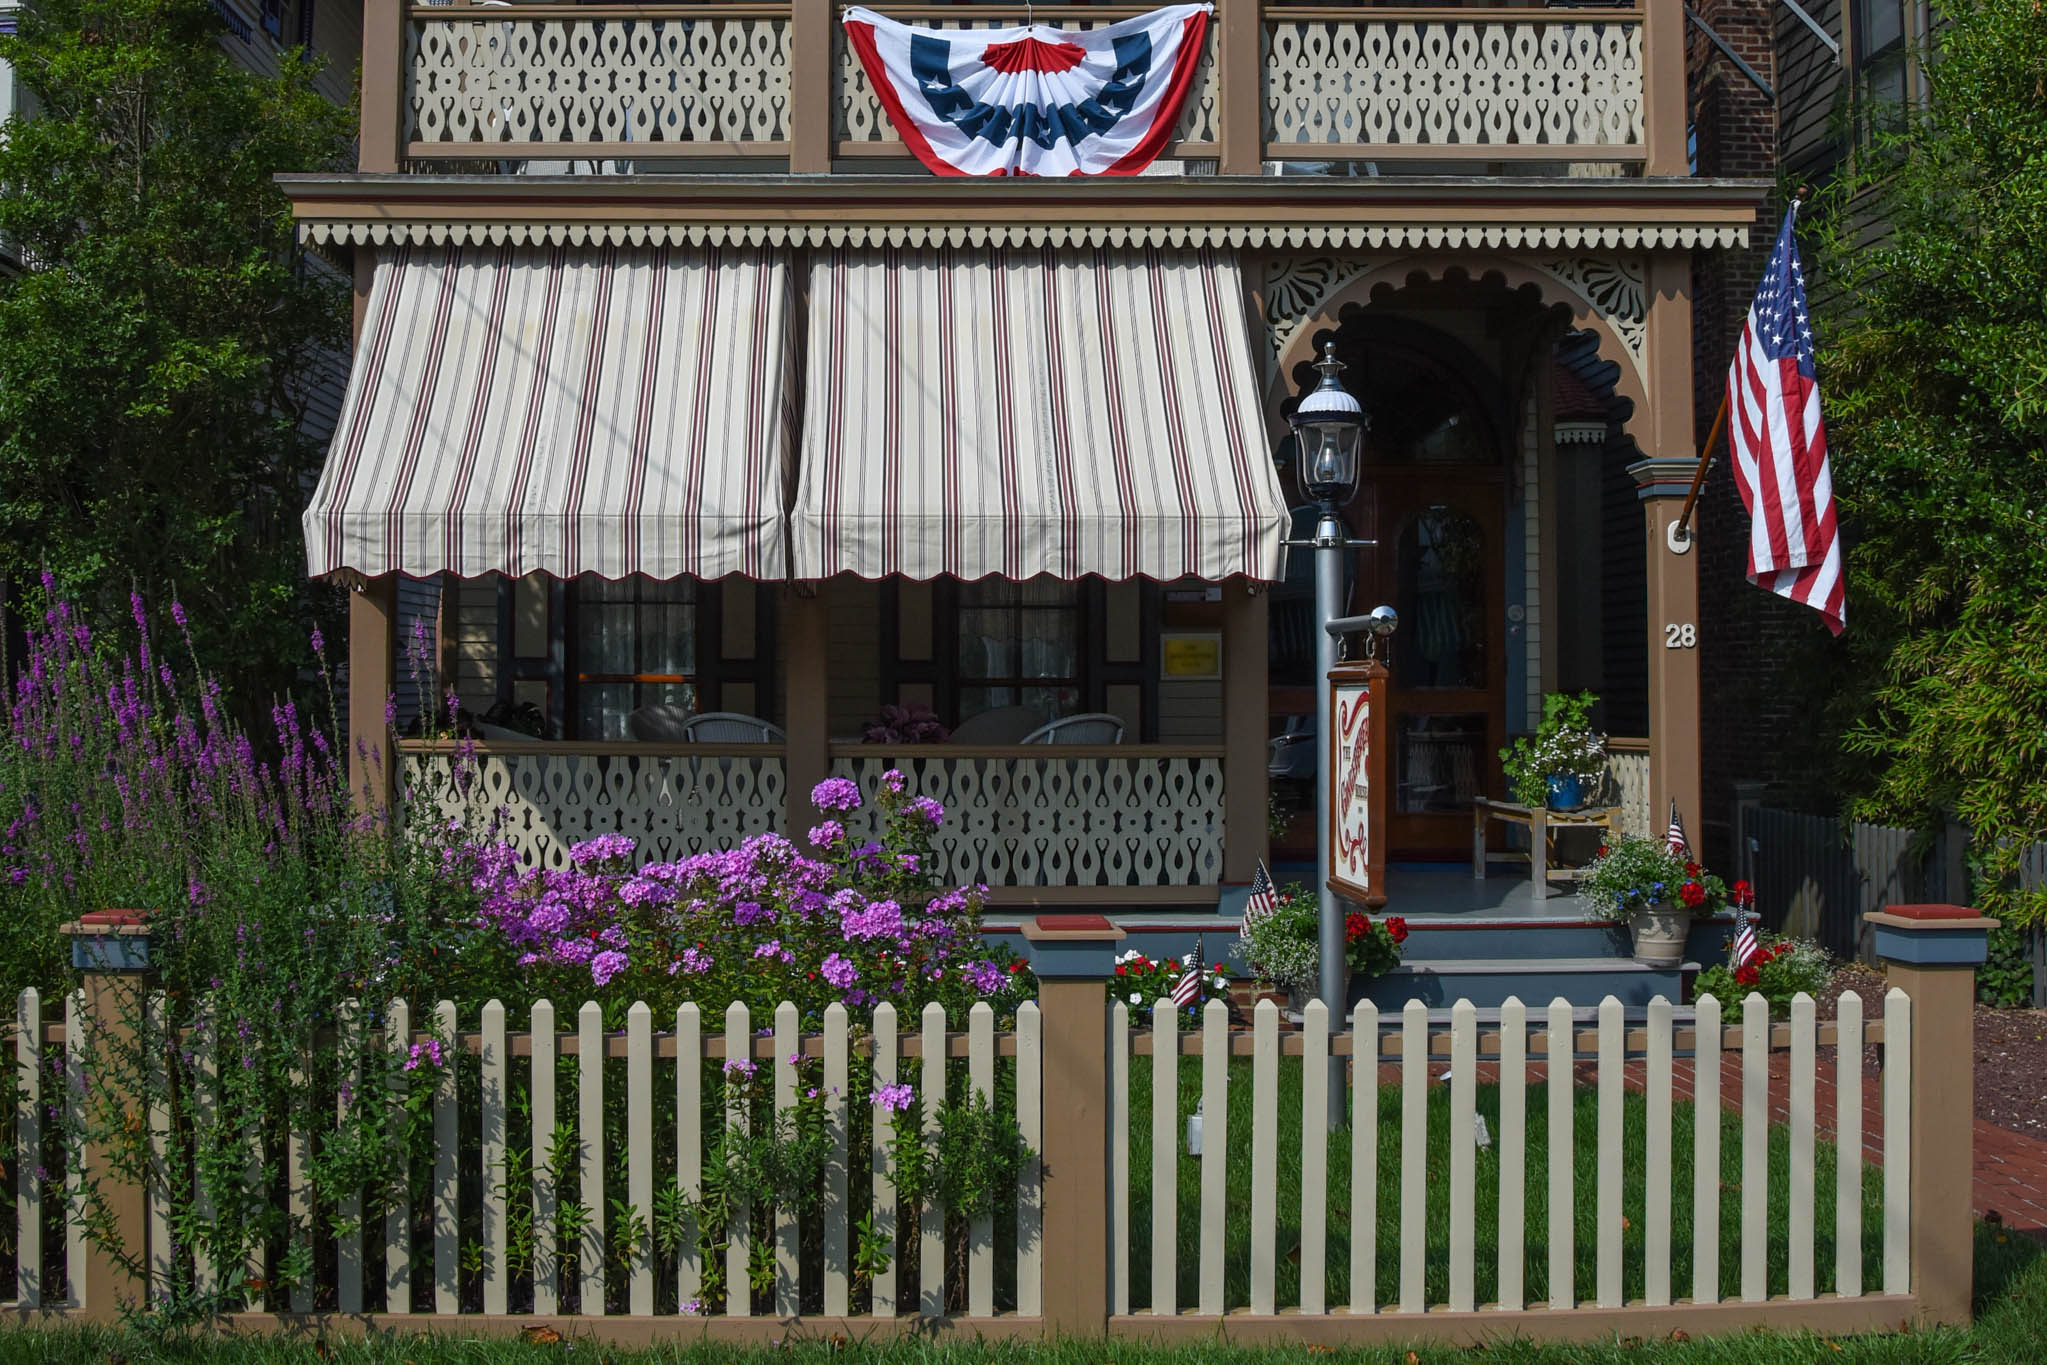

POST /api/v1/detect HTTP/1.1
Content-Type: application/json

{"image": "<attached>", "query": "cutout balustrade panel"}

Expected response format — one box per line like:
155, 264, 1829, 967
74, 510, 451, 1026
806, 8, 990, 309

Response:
407, 7, 794, 153
832, 6, 1219, 156
399, 744, 786, 869
1262, 9, 1646, 155
1109, 991, 1912, 1317
832, 747, 1226, 887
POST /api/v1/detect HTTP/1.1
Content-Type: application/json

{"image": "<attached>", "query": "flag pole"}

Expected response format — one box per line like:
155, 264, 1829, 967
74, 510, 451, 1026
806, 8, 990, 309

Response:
1670, 393, 1728, 543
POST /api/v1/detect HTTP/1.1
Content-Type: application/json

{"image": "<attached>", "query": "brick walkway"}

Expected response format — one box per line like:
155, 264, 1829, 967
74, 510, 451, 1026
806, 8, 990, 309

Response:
1376, 1053, 2047, 1232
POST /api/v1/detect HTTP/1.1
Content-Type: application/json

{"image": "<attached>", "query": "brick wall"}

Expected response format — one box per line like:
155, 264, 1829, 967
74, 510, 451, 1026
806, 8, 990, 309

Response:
1686, 0, 1813, 868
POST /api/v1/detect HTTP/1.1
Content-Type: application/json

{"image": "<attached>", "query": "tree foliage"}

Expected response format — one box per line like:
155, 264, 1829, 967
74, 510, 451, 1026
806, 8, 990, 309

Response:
0, 0, 353, 696
1805, 0, 2047, 922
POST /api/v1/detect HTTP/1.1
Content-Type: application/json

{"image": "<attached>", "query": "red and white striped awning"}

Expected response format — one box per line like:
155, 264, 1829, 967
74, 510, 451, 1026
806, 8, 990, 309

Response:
791, 245, 1289, 582
304, 243, 794, 581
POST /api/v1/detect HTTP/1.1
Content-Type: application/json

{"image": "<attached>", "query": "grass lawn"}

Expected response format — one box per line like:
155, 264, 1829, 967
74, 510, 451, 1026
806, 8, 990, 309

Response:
0, 1226, 2041, 1364
1121, 1056, 1886, 1310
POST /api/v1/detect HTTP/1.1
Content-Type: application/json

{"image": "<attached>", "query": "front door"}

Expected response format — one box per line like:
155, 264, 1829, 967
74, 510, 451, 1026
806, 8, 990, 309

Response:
1360, 476, 1507, 858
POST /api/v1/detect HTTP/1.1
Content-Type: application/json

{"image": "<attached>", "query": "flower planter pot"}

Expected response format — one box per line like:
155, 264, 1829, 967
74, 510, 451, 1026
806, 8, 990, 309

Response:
1627, 902, 1689, 967
1545, 773, 1586, 811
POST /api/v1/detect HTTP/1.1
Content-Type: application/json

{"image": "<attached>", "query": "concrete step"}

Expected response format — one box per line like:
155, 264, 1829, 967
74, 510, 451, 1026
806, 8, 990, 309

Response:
1394, 915, 1734, 965
1353, 957, 1698, 1011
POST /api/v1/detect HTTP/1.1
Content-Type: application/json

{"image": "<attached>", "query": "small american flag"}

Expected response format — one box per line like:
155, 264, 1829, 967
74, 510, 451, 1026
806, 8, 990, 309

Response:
1172, 936, 1206, 1009
1732, 883, 1761, 967
1239, 861, 1277, 937
1667, 800, 1690, 859
1728, 203, 1844, 635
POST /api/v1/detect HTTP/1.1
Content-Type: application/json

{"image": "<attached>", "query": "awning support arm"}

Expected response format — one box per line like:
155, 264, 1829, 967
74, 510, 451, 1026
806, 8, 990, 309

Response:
1685, 8, 1777, 101
1777, 0, 1843, 60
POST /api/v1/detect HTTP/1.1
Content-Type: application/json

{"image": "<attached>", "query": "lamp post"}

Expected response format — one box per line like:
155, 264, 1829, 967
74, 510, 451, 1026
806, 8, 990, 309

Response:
1290, 340, 1368, 1126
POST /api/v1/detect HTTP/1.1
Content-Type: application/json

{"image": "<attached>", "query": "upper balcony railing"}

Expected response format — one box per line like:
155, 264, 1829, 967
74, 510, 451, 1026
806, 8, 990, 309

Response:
366, 0, 1688, 176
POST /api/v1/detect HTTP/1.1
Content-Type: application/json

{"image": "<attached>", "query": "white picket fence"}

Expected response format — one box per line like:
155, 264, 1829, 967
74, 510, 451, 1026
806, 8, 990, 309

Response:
5, 993, 1043, 1319
1107, 991, 1910, 1316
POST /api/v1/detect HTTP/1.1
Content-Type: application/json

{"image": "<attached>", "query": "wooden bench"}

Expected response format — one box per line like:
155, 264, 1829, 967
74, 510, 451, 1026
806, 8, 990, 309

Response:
1472, 798, 1623, 900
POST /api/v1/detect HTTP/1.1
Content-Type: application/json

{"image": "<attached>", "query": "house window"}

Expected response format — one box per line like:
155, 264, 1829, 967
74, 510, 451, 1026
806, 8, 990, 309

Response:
296, 0, 316, 50
1854, 0, 1910, 141
260, 0, 283, 39
572, 576, 699, 740
955, 578, 1082, 724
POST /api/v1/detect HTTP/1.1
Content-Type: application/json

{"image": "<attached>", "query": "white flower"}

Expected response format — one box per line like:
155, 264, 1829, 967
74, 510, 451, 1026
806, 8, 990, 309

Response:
1128, 992, 1142, 1005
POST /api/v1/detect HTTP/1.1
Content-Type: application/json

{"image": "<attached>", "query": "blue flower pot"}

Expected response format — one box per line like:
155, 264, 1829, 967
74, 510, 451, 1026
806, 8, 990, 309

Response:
1545, 773, 1586, 811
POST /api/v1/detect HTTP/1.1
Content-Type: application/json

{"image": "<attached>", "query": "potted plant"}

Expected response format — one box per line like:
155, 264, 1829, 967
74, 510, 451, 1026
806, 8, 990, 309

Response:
1499, 690, 1607, 811
1235, 882, 1407, 1010
1581, 834, 1726, 966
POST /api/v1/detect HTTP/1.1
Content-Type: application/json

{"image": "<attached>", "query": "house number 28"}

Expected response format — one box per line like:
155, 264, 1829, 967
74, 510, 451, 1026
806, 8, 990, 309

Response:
1664, 623, 1697, 649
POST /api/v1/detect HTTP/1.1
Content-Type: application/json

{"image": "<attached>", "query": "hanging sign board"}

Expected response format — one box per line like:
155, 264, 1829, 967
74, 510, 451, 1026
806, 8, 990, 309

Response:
1327, 659, 1389, 908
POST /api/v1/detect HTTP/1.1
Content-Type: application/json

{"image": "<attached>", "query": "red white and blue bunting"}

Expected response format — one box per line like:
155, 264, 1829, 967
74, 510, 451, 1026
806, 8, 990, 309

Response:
841, 4, 1211, 178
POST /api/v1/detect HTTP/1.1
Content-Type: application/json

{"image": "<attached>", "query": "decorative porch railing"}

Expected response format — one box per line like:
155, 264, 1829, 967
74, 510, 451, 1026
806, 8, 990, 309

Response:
833, 745, 1227, 890
398, 740, 786, 869
1607, 736, 1651, 840
386, 1, 1678, 172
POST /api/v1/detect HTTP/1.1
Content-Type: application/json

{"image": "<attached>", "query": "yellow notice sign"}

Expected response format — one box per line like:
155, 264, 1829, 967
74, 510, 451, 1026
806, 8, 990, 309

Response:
1161, 634, 1221, 679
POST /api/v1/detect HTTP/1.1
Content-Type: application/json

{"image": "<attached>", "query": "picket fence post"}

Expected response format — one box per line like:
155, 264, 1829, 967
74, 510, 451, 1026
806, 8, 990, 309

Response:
1864, 903, 1997, 1326
1020, 913, 1126, 1336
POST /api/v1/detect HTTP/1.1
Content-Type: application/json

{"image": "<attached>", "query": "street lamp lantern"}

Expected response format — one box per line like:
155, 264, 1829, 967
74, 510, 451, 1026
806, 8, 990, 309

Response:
1292, 340, 1366, 506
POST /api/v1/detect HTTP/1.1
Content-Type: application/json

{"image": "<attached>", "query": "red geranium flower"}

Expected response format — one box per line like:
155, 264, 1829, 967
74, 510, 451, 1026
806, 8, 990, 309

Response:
1774, 942, 1793, 960
1386, 916, 1409, 944
1680, 880, 1706, 908
1735, 964, 1760, 988
1684, 861, 1702, 878
1115, 964, 1127, 975
1345, 912, 1368, 942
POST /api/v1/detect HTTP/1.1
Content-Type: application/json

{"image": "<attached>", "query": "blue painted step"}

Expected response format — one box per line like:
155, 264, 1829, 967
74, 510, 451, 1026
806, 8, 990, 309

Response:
1355, 958, 1698, 1011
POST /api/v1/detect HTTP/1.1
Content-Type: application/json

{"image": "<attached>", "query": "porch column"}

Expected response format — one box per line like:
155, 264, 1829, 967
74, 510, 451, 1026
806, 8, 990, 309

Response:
782, 582, 832, 834
1628, 252, 1701, 842
1221, 578, 1269, 885
349, 575, 397, 815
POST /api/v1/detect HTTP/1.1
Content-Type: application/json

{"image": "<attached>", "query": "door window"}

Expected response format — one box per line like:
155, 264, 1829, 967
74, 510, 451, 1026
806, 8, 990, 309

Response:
1394, 506, 1487, 691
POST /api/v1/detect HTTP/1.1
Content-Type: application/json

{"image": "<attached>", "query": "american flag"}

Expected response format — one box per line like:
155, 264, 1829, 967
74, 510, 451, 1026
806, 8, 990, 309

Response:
1172, 936, 1206, 1009
1732, 883, 1761, 967
1239, 861, 1277, 938
1728, 204, 1845, 635
1667, 800, 1690, 859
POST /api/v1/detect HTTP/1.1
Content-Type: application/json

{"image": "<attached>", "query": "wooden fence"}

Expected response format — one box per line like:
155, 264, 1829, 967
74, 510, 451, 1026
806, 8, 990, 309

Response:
1, 909, 1996, 1342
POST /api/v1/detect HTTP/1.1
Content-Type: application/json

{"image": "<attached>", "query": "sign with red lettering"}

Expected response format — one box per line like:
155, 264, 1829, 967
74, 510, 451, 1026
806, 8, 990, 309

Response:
1327, 660, 1388, 907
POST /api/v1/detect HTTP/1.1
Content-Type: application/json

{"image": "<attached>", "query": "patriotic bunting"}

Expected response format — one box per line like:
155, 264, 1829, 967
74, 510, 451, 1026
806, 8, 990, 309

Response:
841, 5, 1212, 177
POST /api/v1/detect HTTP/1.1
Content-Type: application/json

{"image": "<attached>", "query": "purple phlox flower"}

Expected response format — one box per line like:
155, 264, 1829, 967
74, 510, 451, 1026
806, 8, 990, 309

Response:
723, 1058, 757, 1078
965, 960, 1007, 994
806, 1086, 819, 1099
404, 1040, 445, 1071
869, 1082, 916, 1113
753, 939, 784, 960
676, 946, 713, 975
881, 768, 907, 795
820, 953, 859, 990
732, 899, 776, 927
569, 833, 637, 868
810, 776, 863, 814
839, 896, 904, 943
619, 876, 674, 910
807, 820, 845, 849
905, 796, 944, 826
590, 950, 629, 987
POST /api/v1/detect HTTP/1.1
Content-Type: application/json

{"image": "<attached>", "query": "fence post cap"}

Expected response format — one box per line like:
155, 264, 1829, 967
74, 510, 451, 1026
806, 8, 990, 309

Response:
1864, 904, 1997, 966
61, 909, 155, 969
1021, 913, 1126, 980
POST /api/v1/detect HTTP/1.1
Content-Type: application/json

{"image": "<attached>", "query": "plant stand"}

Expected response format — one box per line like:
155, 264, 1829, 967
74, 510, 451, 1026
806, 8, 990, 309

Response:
1471, 798, 1624, 900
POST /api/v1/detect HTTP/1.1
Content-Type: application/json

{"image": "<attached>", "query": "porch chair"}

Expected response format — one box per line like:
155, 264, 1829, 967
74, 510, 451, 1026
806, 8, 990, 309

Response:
1019, 713, 1126, 745
680, 711, 786, 743
945, 705, 1045, 746
626, 704, 694, 742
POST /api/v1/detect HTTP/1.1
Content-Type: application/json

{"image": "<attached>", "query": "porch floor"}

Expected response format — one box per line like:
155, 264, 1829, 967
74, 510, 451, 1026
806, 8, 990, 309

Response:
1272, 859, 1596, 921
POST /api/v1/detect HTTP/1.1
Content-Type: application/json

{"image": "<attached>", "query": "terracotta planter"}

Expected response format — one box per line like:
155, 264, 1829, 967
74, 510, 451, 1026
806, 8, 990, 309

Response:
1627, 902, 1689, 967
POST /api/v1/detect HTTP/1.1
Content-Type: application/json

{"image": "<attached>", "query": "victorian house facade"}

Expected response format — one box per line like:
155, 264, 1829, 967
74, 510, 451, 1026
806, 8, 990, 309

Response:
296, 0, 1765, 917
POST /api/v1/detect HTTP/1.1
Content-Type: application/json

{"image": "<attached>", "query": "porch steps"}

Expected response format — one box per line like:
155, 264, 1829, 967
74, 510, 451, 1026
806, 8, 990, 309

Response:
1354, 957, 1697, 1011
1394, 914, 1734, 964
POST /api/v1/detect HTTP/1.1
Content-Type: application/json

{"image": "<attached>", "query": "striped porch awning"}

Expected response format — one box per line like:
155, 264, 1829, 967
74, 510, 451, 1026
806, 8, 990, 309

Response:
304, 244, 795, 581
791, 245, 1289, 582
